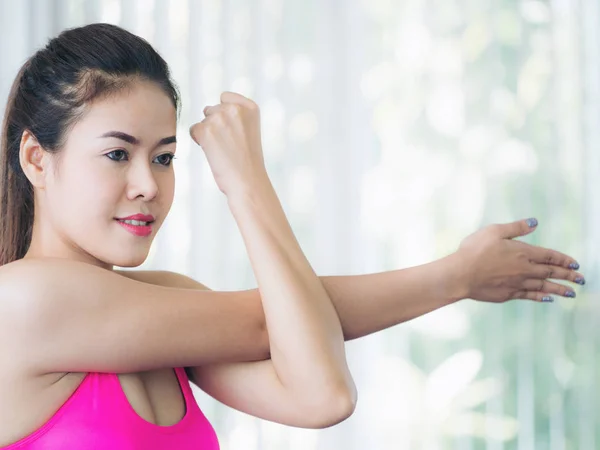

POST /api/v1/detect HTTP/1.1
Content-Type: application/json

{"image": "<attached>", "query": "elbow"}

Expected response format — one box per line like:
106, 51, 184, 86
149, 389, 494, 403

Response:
326, 386, 358, 427
304, 382, 358, 429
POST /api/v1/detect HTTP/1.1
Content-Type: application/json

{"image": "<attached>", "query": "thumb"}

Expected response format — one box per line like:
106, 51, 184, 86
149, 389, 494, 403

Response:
496, 218, 539, 239
189, 120, 208, 146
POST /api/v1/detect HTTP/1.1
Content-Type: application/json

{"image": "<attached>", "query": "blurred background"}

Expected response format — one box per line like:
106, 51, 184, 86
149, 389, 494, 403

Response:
1, 0, 599, 449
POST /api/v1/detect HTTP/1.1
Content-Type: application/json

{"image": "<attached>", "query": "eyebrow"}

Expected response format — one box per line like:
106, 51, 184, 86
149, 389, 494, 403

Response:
98, 131, 177, 147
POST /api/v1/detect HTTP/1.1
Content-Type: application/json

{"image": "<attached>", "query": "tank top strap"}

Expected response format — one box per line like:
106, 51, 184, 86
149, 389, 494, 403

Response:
173, 367, 197, 408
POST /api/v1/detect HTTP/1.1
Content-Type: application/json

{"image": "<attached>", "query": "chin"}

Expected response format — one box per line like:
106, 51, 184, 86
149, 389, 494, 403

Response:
110, 250, 150, 268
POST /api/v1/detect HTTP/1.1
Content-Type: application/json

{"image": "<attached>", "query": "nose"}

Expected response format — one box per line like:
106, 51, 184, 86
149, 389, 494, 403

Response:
126, 161, 159, 201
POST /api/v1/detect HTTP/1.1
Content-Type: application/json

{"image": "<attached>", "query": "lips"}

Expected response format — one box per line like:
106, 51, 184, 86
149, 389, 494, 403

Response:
116, 214, 155, 222
116, 219, 153, 237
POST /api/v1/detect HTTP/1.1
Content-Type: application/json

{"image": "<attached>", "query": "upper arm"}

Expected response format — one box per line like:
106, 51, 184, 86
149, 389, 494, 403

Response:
0, 259, 266, 375
192, 359, 353, 428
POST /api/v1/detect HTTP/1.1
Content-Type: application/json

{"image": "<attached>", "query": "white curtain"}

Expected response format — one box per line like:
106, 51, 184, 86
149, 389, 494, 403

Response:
1, 0, 599, 448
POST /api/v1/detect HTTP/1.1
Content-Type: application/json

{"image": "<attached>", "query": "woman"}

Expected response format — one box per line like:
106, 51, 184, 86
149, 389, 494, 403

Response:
0, 23, 583, 449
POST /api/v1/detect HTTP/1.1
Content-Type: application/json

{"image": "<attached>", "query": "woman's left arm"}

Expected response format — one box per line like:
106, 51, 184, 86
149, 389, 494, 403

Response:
309, 218, 584, 340
120, 218, 584, 347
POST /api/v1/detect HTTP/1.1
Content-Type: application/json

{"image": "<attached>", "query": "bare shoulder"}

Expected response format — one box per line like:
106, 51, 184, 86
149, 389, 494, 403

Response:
0, 258, 104, 368
0, 257, 51, 288
0, 258, 211, 294
0, 257, 109, 294
0, 258, 67, 324
114, 269, 210, 290
0, 257, 117, 327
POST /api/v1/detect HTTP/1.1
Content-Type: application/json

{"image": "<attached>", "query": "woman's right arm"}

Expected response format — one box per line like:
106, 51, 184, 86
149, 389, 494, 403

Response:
0, 257, 269, 373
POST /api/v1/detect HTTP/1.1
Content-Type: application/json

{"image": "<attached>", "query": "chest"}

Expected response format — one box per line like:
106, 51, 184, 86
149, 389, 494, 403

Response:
0, 368, 188, 447
118, 367, 187, 426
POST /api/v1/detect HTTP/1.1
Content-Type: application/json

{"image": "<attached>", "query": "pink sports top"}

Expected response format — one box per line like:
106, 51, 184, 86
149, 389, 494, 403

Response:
1, 367, 220, 449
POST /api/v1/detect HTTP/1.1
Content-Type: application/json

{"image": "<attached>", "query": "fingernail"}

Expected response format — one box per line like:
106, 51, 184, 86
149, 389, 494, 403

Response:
565, 291, 576, 298
569, 262, 580, 270
542, 296, 554, 302
526, 218, 538, 228
575, 277, 586, 285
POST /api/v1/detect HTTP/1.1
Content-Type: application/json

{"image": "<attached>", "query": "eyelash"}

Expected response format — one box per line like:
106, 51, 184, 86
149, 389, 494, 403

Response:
105, 149, 177, 167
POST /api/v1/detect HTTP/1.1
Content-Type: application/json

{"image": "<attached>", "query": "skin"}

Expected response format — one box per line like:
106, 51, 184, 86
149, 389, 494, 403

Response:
22, 81, 177, 269
0, 80, 357, 446
0, 79, 584, 445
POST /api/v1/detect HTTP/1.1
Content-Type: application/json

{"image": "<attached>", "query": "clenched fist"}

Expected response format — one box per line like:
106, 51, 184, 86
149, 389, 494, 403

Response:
190, 92, 268, 196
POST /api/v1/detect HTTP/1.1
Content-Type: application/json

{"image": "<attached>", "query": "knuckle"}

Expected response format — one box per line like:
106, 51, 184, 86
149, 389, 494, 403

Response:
522, 292, 535, 301
202, 121, 217, 137
211, 113, 225, 126
226, 103, 242, 116
513, 290, 526, 299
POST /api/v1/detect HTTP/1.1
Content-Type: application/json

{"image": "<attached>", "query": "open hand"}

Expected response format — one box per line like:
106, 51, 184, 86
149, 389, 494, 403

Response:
456, 218, 584, 303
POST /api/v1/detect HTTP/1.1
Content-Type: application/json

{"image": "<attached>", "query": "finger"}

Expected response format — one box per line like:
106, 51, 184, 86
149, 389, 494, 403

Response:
189, 118, 209, 145
521, 279, 577, 298
528, 264, 585, 285
189, 121, 202, 139
512, 291, 556, 303
493, 218, 539, 239
204, 103, 244, 119
220, 91, 257, 109
203, 104, 222, 117
525, 243, 581, 270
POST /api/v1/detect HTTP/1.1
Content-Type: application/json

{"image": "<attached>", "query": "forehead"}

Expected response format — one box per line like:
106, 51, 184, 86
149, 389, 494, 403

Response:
68, 80, 176, 142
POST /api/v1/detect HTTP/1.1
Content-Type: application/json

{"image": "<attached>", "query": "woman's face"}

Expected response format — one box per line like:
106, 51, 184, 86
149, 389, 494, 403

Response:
27, 79, 177, 269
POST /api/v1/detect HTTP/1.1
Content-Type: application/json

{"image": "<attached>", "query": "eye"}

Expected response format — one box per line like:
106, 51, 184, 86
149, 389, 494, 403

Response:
105, 150, 176, 167
154, 153, 176, 167
106, 149, 128, 162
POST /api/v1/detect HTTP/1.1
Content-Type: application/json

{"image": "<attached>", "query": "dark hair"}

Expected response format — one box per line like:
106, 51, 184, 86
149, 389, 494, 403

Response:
0, 23, 180, 266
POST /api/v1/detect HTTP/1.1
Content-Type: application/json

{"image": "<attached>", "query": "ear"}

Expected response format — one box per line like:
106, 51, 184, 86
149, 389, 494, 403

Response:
19, 129, 50, 189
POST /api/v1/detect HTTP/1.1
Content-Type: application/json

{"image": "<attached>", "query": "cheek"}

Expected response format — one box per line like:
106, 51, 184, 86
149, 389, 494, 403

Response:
160, 172, 176, 210
55, 163, 120, 222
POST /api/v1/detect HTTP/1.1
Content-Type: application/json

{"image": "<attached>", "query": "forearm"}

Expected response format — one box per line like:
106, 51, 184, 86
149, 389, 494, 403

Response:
228, 253, 467, 359
227, 179, 354, 398
127, 251, 467, 361
320, 253, 467, 340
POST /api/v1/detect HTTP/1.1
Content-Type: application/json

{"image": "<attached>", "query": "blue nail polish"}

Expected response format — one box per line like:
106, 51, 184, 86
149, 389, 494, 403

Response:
565, 291, 576, 298
569, 262, 580, 270
526, 218, 538, 228
575, 277, 586, 285
542, 296, 554, 302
